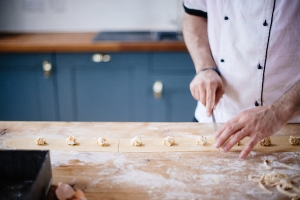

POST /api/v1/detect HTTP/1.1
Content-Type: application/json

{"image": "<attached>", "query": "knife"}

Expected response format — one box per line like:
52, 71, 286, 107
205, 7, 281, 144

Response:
212, 110, 220, 150
212, 110, 217, 132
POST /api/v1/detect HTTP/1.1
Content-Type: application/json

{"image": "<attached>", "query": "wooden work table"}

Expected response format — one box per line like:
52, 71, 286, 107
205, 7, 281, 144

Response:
0, 121, 300, 199
0, 33, 187, 53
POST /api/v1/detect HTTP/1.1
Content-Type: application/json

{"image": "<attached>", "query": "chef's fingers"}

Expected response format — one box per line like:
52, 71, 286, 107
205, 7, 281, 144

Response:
222, 129, 246, 152
215, 86, 225, 105
190, 84, 195, 97
206, 84, 215, 117
190, 87, 197, 101
239, 136, 259, 159
214, 122, 242, 148
215, 117, 237, 138
215, 124, 226, 138
194, 88, 200, 101
199, 85, 206, 107
190, 78, 198, 99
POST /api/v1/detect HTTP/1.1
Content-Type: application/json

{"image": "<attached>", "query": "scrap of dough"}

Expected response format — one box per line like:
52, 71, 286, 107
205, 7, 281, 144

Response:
163, 136, 175, 146
66, 136, 78, 145
4, 137, 119, 152
263, 159, 272, 170
249, 160, 300, 199
249, 171, 300, 199
35, 137, 47, 145
289, 136, 300, 146
260, 137, 271, 146
97, 137, 109, 146
131, 136, 142, 146
196, 136, 207, 146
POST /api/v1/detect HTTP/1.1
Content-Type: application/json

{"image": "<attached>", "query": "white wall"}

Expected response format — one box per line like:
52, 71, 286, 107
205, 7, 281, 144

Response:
0, 0, 184, 33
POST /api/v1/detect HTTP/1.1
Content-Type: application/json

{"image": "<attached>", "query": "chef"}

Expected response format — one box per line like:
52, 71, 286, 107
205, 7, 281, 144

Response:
182, 0, 300, 158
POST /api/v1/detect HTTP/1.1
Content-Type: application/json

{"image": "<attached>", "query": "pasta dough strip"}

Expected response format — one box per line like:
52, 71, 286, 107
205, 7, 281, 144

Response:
249, 160, 300, 199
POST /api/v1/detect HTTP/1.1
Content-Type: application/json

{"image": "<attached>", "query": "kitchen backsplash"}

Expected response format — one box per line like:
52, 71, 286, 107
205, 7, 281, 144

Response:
0, 0, 184, 32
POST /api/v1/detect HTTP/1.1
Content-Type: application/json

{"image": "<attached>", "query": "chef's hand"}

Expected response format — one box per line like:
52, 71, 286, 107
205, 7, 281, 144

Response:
190, 69, 224, 117
214, 105, 286, 158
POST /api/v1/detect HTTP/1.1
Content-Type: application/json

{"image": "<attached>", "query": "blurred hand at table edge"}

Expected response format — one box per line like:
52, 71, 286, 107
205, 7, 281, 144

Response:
55, 182, 87, 200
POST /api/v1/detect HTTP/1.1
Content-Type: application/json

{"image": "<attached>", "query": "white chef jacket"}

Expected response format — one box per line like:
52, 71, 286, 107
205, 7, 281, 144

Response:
183, 0, 300, 123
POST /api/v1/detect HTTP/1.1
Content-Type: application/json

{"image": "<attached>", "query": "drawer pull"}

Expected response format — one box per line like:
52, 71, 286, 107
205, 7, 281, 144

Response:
92, 54, 111, 62
103, 55, 111, 62
42, 61, 52, 78
153, 81, 163, 98
92, 54, 103, 62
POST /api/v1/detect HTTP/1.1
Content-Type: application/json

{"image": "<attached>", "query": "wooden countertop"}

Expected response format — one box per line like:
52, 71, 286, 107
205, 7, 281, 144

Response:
0, 33, 187, 53
1, 121, 300, 199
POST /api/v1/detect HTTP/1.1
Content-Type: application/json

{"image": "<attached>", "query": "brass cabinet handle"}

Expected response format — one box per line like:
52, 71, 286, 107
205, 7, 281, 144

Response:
103, 54, 111, 62
153, 81, 163, 98
92, 54, 111, 62
42, 61, 52, 78
92, 54, 103, 62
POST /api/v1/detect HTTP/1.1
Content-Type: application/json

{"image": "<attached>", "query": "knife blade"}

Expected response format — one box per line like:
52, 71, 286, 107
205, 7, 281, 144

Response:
212, 110, 221, 151
212, 110, 217, 132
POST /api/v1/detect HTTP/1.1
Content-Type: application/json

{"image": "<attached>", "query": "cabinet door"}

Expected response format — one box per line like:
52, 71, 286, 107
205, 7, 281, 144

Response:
148, 75, 197, 122
0, 54, 58, 121
148, 53, 197, 122
56, 53, 148, 122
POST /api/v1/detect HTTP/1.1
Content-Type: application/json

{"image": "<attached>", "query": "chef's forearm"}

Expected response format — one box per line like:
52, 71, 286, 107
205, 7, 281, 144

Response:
182, 13, 216, 73
272, 80, 300, 123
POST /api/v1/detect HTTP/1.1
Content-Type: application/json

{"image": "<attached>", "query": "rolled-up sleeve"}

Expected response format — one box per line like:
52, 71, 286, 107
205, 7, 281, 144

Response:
183, 0, 207, 18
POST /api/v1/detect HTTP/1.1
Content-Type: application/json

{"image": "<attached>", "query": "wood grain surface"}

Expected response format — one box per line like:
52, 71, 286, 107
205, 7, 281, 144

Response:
0, 33, 187, 53
0, 121, 300, 200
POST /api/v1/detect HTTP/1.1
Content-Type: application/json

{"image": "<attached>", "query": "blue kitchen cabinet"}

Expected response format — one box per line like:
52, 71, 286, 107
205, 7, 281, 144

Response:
147, 53, 197, 122
56, 53, 148, 121
0, 54, 58, 121
56, 52, 196, 122
0, 52, 196, 122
